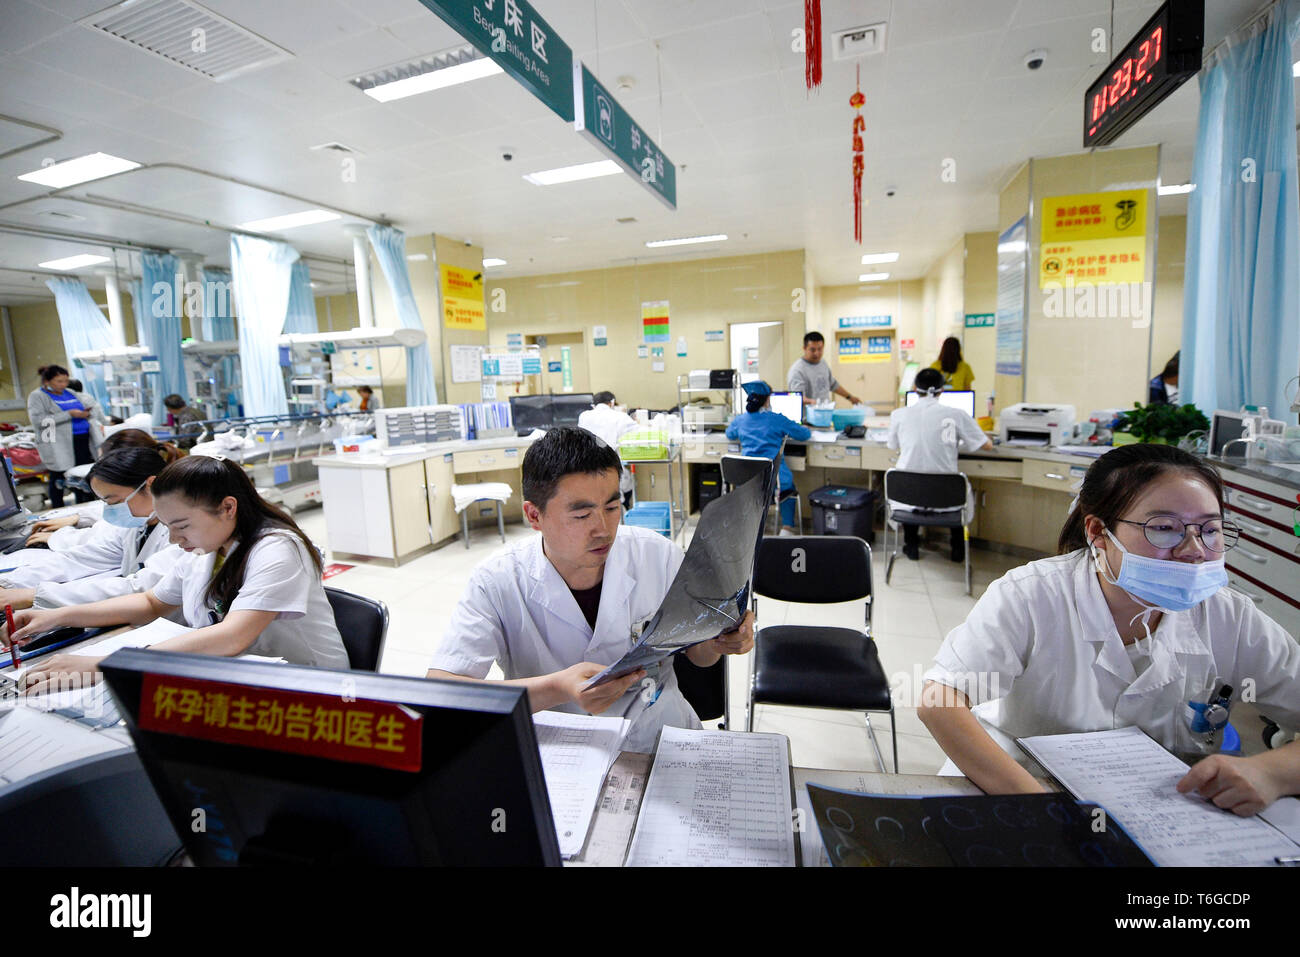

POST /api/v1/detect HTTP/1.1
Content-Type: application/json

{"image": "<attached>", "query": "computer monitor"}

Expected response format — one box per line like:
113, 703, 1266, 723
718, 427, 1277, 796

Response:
552, 393, 595, 427
510, 394, 554, 434
100, 649, 562, 866
769, 391, 803, 424
1208, 410, 1253, 456
905, 390, 977, 417
0, 456, 21, 523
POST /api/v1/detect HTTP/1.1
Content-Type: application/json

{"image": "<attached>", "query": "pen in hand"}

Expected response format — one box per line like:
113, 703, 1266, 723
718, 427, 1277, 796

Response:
4, 604, 20, 668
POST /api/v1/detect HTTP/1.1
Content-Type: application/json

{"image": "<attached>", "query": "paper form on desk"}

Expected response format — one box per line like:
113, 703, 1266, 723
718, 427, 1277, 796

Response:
807, 430, 840, 443
0, 706, 129, 785
1018, 727, 1300, 866
78, 619, 194, 657
624, 727, 796, 867
533, 711, 629, 859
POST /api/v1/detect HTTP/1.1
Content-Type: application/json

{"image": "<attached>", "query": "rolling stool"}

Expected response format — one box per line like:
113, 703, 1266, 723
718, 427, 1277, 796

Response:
451, 482, 512, 549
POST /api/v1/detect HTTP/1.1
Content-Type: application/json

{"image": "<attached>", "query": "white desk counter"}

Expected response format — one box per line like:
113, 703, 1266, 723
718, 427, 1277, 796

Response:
679, 431, 1097, 555
311, 435, 540, 564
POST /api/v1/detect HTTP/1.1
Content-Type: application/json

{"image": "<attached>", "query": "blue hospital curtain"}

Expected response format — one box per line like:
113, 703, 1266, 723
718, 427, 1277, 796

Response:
230, 234, 298, 417
284, 261, 318, 335
202, 267, 240, 416
201, 267, 236, 341
1183, 0, 1300, 421
44, 277, 112, 409
139, 251, 187, 422
367, 224, 438, 405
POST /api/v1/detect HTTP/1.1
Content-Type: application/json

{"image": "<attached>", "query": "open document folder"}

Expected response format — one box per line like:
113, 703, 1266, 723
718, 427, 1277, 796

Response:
586, 470, 772, 688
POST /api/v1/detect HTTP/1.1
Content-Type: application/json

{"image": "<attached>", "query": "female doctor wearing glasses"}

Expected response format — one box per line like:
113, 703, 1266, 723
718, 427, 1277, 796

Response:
919, 443, 1300, 816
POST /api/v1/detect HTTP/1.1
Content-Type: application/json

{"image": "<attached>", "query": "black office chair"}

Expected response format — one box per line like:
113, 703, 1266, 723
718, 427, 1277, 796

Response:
883, 469, 972, 595
746, 535, 896, 773
325, 587, 389, 672
721, 442, 799, 534
673, 653, 727, 729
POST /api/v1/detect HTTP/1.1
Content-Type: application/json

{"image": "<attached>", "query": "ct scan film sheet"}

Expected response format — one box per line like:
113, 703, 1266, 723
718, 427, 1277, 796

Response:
587, 472, 770, 687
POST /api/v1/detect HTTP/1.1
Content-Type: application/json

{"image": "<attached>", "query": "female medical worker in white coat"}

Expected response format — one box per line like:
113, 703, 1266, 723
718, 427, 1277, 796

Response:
3, 455, 348, 692
918, 443, 1300, 817
0, 448, 185, 608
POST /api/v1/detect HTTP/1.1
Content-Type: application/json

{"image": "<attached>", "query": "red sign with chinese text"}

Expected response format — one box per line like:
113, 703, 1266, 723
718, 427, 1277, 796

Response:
138, 672, 422, 772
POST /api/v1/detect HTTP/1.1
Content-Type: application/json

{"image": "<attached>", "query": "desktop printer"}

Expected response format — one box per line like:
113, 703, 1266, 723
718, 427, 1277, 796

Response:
999, 403, 1077, 446
683, 401, 729, 431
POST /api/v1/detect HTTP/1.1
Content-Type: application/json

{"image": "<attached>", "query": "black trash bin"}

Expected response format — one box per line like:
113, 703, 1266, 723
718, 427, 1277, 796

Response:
809, 485, 875, 542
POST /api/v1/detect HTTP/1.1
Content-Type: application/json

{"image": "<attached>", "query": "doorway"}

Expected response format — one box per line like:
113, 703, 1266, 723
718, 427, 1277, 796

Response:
729, 321, 784, 410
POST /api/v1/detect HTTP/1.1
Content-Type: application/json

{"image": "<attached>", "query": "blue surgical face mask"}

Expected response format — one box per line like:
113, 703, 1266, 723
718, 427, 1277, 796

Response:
101, 480, 152, 529
1093, 527, 1227, 612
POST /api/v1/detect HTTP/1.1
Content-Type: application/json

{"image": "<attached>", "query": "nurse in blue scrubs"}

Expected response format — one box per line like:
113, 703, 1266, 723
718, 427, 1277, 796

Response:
725, 380, 811, 534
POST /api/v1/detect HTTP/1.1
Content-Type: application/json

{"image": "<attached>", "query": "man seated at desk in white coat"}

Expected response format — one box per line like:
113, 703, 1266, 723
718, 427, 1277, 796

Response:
886, 367, 992, 563
427, 427, 754, 753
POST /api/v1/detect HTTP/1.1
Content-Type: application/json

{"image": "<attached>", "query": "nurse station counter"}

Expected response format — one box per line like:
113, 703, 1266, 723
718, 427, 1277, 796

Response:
310, 428, 1300, 641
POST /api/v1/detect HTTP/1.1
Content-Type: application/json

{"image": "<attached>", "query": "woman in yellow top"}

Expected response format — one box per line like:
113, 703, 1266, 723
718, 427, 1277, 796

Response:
930, 337, 975, 391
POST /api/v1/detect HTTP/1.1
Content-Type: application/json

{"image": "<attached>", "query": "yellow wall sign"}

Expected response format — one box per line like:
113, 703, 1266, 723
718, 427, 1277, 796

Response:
1039, 190, 1147, 288
440, 264, 486, 330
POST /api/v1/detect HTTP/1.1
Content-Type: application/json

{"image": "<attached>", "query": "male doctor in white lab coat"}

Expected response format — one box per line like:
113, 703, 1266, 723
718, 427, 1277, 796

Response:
428, 426, 754, 752
576, 391, 637, 509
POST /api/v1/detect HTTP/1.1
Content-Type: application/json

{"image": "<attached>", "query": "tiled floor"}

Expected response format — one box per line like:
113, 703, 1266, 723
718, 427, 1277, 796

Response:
296, 507, 1027, 775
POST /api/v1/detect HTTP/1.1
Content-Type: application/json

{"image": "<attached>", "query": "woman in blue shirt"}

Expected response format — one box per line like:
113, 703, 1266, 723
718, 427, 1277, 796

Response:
26, 364, 101, 508
725, 380, 811, 533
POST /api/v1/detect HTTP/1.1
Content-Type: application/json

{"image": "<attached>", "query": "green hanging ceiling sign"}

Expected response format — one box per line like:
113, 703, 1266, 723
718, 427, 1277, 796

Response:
574, 64, 676, 209
416, 0, 575, 122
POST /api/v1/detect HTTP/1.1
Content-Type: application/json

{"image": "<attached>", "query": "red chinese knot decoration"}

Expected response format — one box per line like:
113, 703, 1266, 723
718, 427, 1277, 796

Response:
805, 0, 822, 90
851, 68, 865, 244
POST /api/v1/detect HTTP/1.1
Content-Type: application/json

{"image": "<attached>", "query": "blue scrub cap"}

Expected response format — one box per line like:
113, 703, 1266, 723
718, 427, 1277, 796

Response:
741, 380, 772, 397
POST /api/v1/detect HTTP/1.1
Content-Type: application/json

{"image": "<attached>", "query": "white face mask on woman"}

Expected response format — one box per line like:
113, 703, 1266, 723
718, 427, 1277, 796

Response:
1092, 527, 1227, 632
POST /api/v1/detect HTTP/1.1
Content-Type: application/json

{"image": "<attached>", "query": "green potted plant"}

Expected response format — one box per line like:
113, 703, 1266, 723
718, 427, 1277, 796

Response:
1113, 402, 1209, 445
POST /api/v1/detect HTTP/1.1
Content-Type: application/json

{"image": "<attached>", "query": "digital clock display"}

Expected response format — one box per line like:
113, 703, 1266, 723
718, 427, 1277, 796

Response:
1084, 0, 1203, 148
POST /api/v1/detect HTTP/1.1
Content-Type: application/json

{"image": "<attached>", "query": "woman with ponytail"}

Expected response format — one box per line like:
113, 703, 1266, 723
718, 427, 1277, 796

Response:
918, 442, 1300, 816
3, 456, 348, 688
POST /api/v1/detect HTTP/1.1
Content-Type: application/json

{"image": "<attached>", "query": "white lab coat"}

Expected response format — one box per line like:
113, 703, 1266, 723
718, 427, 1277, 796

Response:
886, 396, 987, 521
429, 524, 702, 752
577, 403, 638, 495
924, 550, 1300, 768
1, 520, 172, 590
150, 530, 348, 669
34, 537, 193, 612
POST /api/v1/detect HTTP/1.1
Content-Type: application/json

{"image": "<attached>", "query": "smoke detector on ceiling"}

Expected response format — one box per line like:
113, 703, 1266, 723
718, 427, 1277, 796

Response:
832, 22, 887, 60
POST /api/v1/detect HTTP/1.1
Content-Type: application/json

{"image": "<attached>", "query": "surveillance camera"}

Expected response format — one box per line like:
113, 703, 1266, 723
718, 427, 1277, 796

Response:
500, 145, 515, 162
502, 152, 513, 162
884, 186, 897, 198
1024, 49, 1047, 71
464, 239, 472, 247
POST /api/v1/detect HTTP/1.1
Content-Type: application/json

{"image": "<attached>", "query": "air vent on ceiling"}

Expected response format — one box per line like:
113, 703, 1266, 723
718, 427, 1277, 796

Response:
832, 22, 887, 60
310, 141, 360, 155
80, 0, 293, 82
349, 44, 484, 94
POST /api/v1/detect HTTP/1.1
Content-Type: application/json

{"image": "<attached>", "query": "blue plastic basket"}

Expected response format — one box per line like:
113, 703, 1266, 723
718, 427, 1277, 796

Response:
624, 501, 671, 536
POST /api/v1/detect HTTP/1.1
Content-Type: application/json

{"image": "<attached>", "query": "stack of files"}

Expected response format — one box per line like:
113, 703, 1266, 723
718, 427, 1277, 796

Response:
624, 726, 797, 866
532, 711, 629, 859
1017, 726, 1300, 866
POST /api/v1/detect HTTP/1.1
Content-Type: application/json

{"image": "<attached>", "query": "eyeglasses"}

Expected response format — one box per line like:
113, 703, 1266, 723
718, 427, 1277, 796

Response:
1116, 517, 1240, 552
